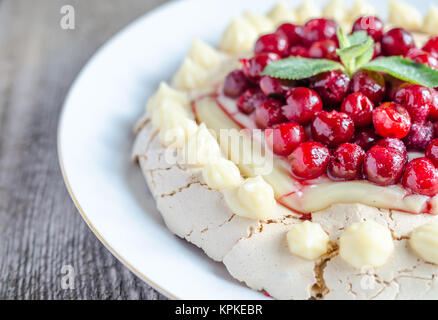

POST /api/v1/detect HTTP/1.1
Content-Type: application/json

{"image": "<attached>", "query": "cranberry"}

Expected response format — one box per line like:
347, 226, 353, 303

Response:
310, 70, 351, 108
381, 28, 415, 56
255, 99, 287, 129
329, 143, 365, 180
351, 70, 386, 105
223, 70, 251, 98
373, 102, 411, 139
266, 122, 306, 156
289, 142, 330, 180
363, 146, 405, 186
241, 53, 281, 82
237, 89, 266, 114
288, 45, 309, 57
375, 138, 407, 161
385, 75, 406, 101
405, 48, 438, 70
276, 23, 303, 46
426, 139, 438, 167
395, 84, 433, 122
353, 126, 380, 151
255, 33, 289, 56
429, 90, 438, 121
352, 16, 384, 42
308, 40, 338, 60
311, 110, 355, 148
282, 87, 323, 125
403, 158, 438, 196
341, 92, 374, 127
373, 42, 382, 58
422, 36, 438, 55
404, 120, 435, 151
259, 76, 287, 97
302, 18, 338, 45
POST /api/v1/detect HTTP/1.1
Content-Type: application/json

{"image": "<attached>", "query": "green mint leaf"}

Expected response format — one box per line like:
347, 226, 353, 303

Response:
262, 57, 344, 80
337, 27, 349, 49
347, 31, 368, 46
337, 37, 373, 64
354, 42, 374, 70
361, 56, 438, 88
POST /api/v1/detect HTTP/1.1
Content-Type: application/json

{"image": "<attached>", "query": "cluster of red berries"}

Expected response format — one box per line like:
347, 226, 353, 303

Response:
222, 16, 438, 197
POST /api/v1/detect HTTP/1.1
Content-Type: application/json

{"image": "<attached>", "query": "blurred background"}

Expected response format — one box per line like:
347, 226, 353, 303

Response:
0, 0, 168, 299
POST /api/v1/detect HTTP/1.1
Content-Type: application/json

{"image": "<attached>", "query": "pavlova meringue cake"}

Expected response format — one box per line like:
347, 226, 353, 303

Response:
132, 0, 438, 299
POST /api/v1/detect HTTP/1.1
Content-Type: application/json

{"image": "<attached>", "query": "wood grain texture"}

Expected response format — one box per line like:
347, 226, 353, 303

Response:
0, 0, 168, 300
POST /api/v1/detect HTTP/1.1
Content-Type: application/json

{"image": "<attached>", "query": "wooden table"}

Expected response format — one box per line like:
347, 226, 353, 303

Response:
0, 0, 168, 299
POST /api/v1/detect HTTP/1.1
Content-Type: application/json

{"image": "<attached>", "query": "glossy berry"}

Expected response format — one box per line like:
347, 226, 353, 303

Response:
282, 87, 323, 125
302, 18, 338, 45
385, 75, 406, 101
289, 142, 330, 180
353, 127, 380, 151
373, 102, 411, 139
403, 158, 438, 196
255, 33, 289, 56
341, 92, 374, 127
381, 28, 416, 56
223, 70, 251, 98
276, 23, 303, 46
429, 90, 438, 121
351, 70, 386, 105
394, 84, 433, 122
405, 48, 438, 70
310, 70, 351, 108
288, 45, 309, 57
352, 16, 384, 42
267, 122, 306, 156
363, 146, 405, 186
308, 40, 338, 60
255, 99, 287, 129
404, 120, 435, 151
422, 36, 438, 55
426, 139, 438, 167
241, 53, 281, 82
311, 111, 355, 148
329, 143, 365, 180
373, 42, 382, 58
375, 138, 407, 162
237, 89, 266, 114
259, 76, 288, 97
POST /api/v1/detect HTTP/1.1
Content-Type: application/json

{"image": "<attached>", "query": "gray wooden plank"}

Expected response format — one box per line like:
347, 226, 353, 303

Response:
0, 0, 168, 300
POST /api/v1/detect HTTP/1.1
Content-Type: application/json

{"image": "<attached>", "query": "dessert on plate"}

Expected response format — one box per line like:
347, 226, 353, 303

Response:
132, 0, 438, 299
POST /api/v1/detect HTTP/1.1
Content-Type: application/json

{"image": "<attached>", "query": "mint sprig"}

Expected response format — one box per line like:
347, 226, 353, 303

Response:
262, 27, 438, 88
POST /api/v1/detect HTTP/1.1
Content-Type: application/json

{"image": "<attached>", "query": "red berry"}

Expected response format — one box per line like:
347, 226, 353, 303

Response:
363, 146, 405, 186
255, 33, 289, 56
302, 18, 338, 45
422, 36, 438, 56
405, 48, 438, 70
288, 45, 309, 57
290, 142, 330, 180
403, 158, 438, 196
308, 40, 338, 60
373, 102, 411, 139
282, 87, 323, 125
241, 53, 281, 82
395, 84, 433, 122
255, 99, 287, 129
341, 92, 374, 127
237, 89, 266, 114
223, 70, 251, 98
429, 90, 438, 121
351, 70, 386, 105
426, 139, 438, 167
276, 23, 303, 46
310, 70, 351, 108
385, 75, 406, 101
381, 28, 416, 56
266, 122, 306, 156
353, 126, 380, 151
329, 143, 365, 180
259, 76, 288, 97
352, 16, 384, 42
404, 120, 435, 151
311, 110, 355, 148
373, 42, 382, 58
375, 138, 407, 161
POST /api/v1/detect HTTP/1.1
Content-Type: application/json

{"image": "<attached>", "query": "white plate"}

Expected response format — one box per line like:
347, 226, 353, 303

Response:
58, 0, 433, 300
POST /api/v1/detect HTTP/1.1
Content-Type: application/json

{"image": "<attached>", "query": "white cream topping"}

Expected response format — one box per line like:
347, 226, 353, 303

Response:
219, 17, 259, 55
224, 176, 277, 220
339, 221, 394, 269
267, 2, 297, 26
388, 1, 422, 31
146, 82, 189, 116
151, 99, 188, 129
410, 222, 438, 265
287, 221, 330, 260
184, 123, 222, 166
159, 117, 198, 148
172, 57, 209, 90
243, 11, 275, 34
189, 40, 223, 71
323, 0, 348, 28
422, 5, 438, 35
348, 0, 376, 22
296, 0, 322, 24
202, 158, 243, 190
